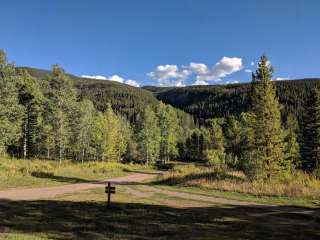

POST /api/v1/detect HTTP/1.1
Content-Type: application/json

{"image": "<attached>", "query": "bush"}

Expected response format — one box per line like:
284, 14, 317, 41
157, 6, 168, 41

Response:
206, 149, 224, 167
206, 150, 238, 169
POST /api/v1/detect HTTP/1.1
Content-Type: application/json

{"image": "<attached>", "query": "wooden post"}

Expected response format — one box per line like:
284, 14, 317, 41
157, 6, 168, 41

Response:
107, 182, 111, 206
105, 182, 116, 207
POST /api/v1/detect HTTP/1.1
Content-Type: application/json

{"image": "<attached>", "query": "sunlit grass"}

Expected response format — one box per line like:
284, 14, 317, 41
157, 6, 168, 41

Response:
158, 164, 320, 200
0, 157, 152, 190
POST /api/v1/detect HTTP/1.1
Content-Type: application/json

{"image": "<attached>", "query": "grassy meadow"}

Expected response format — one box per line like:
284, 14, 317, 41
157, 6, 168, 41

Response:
155, 164, 320, 207
0, 157, 153, 190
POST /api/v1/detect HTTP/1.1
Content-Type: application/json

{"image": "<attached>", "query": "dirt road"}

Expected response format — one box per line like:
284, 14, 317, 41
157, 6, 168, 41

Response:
0, 172, 159, 200
0, 172, 319, 219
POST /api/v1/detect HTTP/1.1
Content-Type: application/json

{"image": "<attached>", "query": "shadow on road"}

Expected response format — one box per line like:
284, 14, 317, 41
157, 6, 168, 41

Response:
0, 199, 319, 240
123, 169, 164, 175
31, 171, 93, 184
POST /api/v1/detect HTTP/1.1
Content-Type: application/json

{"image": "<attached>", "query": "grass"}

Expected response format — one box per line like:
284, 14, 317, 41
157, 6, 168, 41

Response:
0, 186, 319, 240
155, 164, 320, 207
0, 157, 153, 190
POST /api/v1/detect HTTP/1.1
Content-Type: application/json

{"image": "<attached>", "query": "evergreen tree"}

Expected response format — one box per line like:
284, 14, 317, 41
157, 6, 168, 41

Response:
247, 55, 287, 180
0, 50, 24, 155
138, 106, 161, 164
238, 112, 255, 171
284, 113, 300, 169
225, 116, 243, 161
300, 88, 320, 172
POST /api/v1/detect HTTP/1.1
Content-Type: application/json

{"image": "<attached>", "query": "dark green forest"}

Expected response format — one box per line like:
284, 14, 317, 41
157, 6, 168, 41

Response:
22, 67, 159, 123
144, 79, 320, 124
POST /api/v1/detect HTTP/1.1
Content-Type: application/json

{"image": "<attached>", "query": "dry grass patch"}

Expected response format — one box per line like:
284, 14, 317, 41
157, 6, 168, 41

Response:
0, 157, 151, 190
158, 164, 320, 199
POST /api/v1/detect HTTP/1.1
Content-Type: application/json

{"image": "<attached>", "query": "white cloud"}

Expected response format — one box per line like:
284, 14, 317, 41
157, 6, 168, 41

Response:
274, 77, 288, 81
188, 62, 208, 75
250, 61, 255, 66
108, 74, 124, 83
193, 80, 208, 86
148, 65, 190, 80
81, 74, 140, 87
193, 57, 243, 82
148, 64, 191, 86
225, 80, 239, 84
244, 69, 253, 73
148, 57, 243, 86
125, 79, 140, 87
81, 75, 107, 80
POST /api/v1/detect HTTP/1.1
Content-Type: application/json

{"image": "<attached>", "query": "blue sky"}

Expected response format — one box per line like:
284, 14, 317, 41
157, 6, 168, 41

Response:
1, 0, 319, 87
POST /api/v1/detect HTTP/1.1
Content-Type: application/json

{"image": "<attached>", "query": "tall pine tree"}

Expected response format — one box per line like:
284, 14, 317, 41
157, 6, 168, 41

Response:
300, 88, 320, 172
284, 113, 300, 170
247, 55, 287, 180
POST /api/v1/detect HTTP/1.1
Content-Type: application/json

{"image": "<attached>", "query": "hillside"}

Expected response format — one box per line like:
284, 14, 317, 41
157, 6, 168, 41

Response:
20, 67, 320, 126
21, 67, 158, 123
144, 79, 320, 124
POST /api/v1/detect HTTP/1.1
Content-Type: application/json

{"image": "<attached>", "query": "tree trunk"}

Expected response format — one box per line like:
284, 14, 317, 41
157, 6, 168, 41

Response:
23, 122, 27, 159
82, 147, 85, 164
59, 139, 63, 164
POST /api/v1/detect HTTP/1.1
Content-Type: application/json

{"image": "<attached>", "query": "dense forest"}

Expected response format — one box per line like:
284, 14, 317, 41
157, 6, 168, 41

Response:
1, 49, 320, 180
144, 78, 320, 124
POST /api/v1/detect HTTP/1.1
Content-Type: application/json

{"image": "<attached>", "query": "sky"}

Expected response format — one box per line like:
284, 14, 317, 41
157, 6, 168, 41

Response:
1, 0, 320, 87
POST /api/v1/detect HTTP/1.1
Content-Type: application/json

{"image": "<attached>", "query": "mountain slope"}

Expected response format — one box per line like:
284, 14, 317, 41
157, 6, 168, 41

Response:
21, 67, 195, 127
144, 79, 320, 123
21, 67, 158, 122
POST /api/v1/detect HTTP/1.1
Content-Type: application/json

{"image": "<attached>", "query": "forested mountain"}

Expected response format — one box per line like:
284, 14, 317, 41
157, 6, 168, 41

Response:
20, 67, 158, 123
144, 79, 320, 124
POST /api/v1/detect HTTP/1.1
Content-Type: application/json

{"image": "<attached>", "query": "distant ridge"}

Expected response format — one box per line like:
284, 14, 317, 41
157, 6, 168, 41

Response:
20, 66, 320, 124
19, 67, 158, 122
144, 78, 320, 123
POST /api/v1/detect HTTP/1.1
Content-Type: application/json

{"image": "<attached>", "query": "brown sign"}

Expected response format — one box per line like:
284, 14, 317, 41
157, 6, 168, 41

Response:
105, 182, 116, 206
